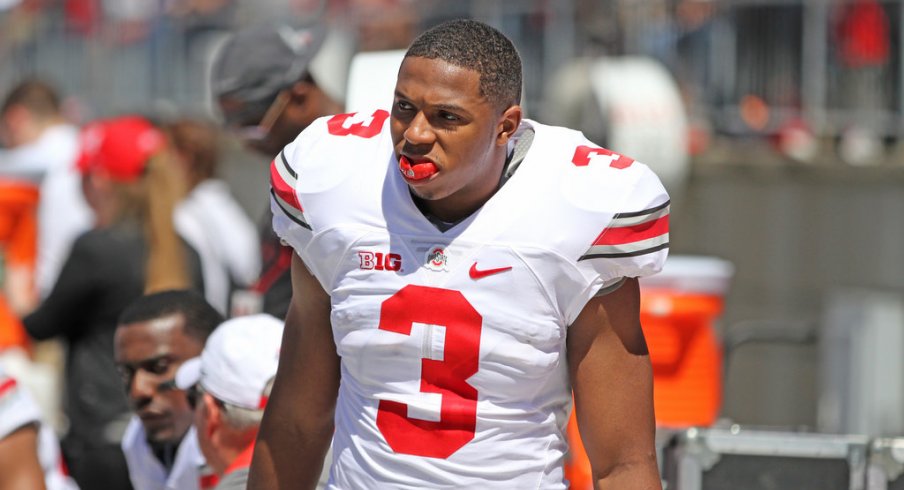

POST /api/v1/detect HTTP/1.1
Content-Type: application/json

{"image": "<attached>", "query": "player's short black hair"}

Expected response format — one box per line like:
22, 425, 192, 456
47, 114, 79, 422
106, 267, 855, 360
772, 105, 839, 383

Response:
405, 18, 522, 111
118, 289, 223, 343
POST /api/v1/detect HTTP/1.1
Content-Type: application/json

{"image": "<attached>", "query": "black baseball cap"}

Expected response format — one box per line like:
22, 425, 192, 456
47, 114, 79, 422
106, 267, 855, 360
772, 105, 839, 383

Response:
211, 23, 328, 126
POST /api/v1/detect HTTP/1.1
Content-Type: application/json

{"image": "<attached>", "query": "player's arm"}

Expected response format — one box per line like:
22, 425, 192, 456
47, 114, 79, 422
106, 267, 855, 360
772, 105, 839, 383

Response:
248, 253, 339, 490
0, 424, 46, 490
567, 278, 662, 490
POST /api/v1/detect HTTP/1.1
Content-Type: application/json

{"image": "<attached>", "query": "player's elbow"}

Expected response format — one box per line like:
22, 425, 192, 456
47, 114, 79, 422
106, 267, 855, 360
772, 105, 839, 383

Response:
592, 451, 661, 490
262, 400, 334, 439
270, 390, 335, 438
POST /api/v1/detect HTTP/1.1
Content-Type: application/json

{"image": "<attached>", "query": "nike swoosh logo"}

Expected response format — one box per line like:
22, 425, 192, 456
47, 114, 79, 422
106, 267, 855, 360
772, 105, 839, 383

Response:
469, 263, 512, 280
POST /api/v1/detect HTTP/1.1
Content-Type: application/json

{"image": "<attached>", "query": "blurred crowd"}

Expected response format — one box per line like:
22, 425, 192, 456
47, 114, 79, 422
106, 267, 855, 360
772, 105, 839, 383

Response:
2, 0, 901, 166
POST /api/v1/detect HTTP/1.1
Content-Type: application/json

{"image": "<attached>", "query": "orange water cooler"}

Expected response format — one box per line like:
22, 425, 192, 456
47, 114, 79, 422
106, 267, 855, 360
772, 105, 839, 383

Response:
640, 255, 734, 427
564, 255, 734, 488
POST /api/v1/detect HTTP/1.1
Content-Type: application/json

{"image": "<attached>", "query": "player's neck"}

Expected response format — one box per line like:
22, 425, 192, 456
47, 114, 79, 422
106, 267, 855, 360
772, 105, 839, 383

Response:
415, 194, 489, 225
414, 151, 510, 225
413, 196, 464, 231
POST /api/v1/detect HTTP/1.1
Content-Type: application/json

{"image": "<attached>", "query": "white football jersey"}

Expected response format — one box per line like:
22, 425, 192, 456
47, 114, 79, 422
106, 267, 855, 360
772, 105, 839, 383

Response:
121, 416, 209, 490
0, 368, 79, 490
271, 111, 669, 489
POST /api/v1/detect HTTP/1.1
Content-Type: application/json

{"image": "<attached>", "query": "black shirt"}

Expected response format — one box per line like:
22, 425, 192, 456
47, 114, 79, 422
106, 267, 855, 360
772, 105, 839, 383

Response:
24, 222, 204, 446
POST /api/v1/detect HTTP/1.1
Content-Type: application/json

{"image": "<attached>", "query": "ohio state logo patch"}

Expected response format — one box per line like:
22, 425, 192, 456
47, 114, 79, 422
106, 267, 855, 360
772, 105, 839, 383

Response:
424, 245, 449, 272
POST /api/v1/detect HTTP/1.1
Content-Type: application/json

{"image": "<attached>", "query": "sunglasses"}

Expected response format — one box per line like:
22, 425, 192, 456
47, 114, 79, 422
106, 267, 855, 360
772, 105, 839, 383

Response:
186, 384, 226, 411
230, 90, 291, 143
186, 384, 201, 410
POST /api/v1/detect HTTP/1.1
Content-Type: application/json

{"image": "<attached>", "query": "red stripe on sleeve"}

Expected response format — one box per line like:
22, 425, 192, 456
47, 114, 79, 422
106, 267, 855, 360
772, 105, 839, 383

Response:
0, 377, 17, 397
269, 160, 303, 211
593, 215, 669, 246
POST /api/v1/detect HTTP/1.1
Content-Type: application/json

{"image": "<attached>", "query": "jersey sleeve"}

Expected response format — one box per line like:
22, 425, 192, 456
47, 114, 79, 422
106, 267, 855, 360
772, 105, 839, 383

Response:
0, 373, 41, 440
558, 159, 670, 325
578, 163, 670, 283
271, 110, 394, 294
270, 129, 315, 256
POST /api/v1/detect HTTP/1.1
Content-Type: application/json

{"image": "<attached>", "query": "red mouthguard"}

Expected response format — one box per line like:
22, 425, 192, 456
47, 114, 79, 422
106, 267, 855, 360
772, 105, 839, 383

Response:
399, 156, 438, 180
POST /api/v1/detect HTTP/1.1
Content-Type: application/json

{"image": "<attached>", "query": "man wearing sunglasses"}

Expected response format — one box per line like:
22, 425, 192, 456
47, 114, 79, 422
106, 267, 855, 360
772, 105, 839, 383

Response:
174, 314, 285, 490
114, 290, 224, 490
210, 23, 345, 319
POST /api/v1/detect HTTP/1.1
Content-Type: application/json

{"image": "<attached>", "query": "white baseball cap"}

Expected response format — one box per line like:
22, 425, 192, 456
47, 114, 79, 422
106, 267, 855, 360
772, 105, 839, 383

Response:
176, 314, 283, 410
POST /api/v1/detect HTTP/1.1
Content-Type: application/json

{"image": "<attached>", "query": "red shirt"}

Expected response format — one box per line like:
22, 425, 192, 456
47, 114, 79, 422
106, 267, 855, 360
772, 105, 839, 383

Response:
836, 0, 890, 67
223, 443, 255, 477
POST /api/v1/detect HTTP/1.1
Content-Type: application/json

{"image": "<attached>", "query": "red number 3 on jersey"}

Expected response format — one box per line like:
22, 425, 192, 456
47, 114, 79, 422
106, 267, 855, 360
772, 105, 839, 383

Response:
572, 145, 634, 169
376, 285, 482, 459
327, 110, 390, 138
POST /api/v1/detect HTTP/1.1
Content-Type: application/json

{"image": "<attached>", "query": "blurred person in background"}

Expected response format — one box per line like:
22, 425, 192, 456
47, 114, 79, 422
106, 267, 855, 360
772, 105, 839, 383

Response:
0, 366, 79, 490
0, 80, 92, 467
115, 289, 223, 490
833, 0, 891, 165
0, 371, 45, 490
0, 178, 38, 352
0, 79, 92, 301
174, 314, 292, 490
99, 0, 159, 44
343, 0, 419, 52
0, 1, 44, 71
166, 118, 260, 316
210, 23, 343, 319
23, 115, 204, 490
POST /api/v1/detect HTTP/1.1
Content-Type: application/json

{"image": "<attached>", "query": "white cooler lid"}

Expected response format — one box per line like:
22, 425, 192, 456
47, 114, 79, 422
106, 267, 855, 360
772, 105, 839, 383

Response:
639, 255, 735, 296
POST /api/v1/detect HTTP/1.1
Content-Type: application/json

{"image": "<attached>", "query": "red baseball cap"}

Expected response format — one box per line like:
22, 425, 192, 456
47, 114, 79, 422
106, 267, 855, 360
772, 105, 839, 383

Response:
75, 116, 165, 182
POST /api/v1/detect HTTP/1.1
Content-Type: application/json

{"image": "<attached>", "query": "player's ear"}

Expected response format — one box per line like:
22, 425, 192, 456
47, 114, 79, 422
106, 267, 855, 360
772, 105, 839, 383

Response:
496, 104, 522, 146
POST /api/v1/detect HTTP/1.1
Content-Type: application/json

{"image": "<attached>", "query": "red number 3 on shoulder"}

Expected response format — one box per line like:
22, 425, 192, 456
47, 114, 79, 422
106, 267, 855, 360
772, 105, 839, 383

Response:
571, 145, 634, 169
376, 285, 481, 459
327, 110, 390, 138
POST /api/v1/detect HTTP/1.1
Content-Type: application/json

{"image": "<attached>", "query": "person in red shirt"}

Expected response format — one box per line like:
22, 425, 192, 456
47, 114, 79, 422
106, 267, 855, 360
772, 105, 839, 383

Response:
833, 0, 891, 164
0, 179, 38, 352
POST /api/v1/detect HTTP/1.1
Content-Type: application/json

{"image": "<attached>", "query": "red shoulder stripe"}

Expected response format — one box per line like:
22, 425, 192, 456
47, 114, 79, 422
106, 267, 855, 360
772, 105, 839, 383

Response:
593, 214, 669, 246
269, 160, 303, 212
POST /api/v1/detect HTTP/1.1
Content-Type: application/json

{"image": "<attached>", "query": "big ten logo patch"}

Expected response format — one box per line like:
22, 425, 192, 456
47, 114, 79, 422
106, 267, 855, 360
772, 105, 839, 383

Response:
359, 251, 402, 271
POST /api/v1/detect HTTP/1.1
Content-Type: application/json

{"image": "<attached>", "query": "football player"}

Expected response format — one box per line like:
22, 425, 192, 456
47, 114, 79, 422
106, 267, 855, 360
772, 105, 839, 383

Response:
251, 19, 668, 490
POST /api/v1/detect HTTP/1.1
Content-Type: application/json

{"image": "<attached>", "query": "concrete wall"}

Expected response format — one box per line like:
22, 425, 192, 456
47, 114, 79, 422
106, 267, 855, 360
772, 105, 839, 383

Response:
672, 147, 904, 428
